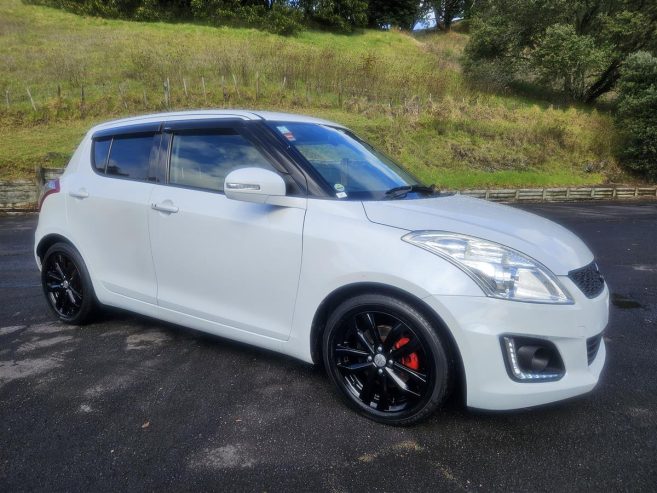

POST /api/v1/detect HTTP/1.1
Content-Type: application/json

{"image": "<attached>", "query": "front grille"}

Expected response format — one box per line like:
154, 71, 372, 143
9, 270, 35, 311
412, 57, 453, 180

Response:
568, 261, 605, 299
586, 333, 603, 365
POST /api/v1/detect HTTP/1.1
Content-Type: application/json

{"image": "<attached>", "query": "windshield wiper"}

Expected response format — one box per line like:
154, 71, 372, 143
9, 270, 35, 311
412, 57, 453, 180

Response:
384, 184, 438, 199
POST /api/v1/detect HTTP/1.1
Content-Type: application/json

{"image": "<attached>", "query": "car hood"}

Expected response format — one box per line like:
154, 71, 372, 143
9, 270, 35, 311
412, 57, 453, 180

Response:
362, 195, 593, 275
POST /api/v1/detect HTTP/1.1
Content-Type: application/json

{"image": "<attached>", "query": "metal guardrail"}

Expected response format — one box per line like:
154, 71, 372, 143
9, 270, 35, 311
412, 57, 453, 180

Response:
459, 187, 657, 202
1, 167, 656, 211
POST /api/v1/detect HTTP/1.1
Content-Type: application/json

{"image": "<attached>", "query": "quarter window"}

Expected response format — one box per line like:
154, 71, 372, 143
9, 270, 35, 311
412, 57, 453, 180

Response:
169, 130, 275, 192
93, 138, 111, 173
106, 134, 156, 181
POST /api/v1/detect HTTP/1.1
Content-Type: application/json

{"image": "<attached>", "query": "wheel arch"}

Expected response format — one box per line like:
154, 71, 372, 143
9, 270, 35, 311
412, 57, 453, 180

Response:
309, 282, 466, 399
36, 233, 79, 262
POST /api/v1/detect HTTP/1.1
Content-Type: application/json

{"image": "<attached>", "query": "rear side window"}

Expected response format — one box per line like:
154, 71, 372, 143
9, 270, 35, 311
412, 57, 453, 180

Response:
93, 138, 111, 173
169, 130, 275, 192
106, 135, 156, 181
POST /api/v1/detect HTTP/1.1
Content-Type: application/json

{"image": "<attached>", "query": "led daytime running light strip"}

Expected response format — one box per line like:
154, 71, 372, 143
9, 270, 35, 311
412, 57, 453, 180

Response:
503, 337, 562, 381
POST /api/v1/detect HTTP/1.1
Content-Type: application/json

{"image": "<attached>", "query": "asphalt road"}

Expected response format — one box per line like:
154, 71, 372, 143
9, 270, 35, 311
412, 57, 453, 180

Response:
1, 201, 656, 492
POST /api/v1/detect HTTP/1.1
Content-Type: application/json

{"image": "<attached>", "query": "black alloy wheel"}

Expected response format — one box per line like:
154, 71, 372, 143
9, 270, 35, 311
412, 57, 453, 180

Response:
323, 294, 450, 425
41, 242, 96, 324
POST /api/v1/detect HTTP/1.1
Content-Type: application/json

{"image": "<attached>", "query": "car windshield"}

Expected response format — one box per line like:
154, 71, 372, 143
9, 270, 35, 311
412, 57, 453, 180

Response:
268, 122, 425, 200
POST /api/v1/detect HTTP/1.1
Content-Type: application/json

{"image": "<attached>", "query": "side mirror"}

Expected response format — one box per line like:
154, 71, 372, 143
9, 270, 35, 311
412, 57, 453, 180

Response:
224, 167, 286, 204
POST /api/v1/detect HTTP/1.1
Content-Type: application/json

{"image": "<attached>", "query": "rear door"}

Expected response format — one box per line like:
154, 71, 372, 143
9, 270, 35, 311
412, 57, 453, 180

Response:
148, 121, 306, 340
66, 125, 161, 304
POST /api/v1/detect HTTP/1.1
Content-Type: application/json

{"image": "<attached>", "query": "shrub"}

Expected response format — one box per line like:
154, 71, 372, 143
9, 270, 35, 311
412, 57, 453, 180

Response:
616, 51, 657, 180
532, 24, 608, 102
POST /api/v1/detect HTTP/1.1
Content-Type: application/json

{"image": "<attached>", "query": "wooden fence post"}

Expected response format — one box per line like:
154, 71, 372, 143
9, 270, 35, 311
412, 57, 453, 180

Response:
80, 84, 85, 117
26, 87, 37, 112
164, 78, 170, 109
232, 73, 240, 100
35, 165, 44, 188
118, 83, 128, 110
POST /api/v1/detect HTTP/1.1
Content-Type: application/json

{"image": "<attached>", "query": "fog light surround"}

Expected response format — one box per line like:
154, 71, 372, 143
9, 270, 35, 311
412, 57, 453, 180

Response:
501, 336, 565, 382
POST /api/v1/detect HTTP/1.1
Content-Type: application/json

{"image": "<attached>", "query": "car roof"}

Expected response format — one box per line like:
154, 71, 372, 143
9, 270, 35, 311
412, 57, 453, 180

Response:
89, 110, 344, 134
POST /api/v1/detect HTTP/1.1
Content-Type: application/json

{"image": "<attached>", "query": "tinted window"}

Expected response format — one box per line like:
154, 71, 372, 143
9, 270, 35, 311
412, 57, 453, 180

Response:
93, 138, 111, 173
170, 131, 274, 192
106, 135, 156, 181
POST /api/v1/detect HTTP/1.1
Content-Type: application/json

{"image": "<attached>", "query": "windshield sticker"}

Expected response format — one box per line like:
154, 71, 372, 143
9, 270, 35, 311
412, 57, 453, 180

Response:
276, 126, 296, 142
336, 192, 347, 199
334, 183, 345, 192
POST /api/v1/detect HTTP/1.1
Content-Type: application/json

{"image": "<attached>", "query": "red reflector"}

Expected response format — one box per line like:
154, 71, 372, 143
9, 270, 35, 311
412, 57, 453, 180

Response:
38, 178, 60, 211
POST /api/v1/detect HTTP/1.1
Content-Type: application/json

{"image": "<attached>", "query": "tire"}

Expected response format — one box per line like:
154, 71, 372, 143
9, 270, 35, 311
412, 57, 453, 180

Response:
323, 293, 451, 426
41, 242, 97, 325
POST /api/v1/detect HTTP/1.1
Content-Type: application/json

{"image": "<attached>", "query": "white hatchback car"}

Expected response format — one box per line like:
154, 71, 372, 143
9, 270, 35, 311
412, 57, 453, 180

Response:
35, 110, 608, 425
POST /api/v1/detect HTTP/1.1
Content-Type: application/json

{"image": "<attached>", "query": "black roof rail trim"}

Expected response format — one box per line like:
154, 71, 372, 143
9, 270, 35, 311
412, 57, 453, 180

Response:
92, 122, 162, 139
162, 118, 248, 132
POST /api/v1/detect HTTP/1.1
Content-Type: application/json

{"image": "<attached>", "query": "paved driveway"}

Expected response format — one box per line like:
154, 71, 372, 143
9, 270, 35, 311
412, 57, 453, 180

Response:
1, 202, 656, 491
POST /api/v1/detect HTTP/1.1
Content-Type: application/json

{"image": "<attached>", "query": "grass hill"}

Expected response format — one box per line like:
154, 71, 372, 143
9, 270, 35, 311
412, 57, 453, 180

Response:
0, 0, 627, 188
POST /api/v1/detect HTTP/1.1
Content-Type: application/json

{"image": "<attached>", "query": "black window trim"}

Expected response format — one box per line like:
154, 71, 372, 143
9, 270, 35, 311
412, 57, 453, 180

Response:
92, 136, 113, 174
160, 120, 306, 197
88, 119, 332, 195
91, 122, 162, 183
92, 122, 162, 140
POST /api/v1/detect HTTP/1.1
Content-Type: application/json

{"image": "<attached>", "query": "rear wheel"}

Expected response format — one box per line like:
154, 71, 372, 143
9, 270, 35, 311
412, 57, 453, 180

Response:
41, 242, 96, 325
323, 293, 450, 426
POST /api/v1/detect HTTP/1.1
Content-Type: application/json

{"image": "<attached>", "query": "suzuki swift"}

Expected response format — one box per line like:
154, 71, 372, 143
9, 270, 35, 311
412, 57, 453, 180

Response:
35, 110, 608, 425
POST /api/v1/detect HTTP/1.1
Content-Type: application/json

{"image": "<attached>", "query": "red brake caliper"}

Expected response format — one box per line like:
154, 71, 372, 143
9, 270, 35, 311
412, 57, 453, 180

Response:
393, 337, 420, 370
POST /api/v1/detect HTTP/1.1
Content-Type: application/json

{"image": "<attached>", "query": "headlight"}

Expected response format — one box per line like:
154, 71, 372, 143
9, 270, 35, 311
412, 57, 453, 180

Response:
402, 231, 573, 304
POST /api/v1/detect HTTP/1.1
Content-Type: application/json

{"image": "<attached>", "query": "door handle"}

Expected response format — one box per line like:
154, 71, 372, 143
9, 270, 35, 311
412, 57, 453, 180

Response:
151, 202, 179, 214
69, 189, 89, 199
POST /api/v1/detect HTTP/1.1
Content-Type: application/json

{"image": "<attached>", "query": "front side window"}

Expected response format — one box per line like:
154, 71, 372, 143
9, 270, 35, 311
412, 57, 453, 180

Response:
169, 130, 275, 192
106, 134, 156, 181
268, 122, 422, 200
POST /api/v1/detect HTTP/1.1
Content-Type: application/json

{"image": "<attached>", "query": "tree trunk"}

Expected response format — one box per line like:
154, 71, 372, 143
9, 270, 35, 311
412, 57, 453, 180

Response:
584, 59, 621, 103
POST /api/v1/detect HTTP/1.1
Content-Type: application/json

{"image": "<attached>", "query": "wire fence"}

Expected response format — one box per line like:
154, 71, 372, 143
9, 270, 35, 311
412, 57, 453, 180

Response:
2, 74, 440, 119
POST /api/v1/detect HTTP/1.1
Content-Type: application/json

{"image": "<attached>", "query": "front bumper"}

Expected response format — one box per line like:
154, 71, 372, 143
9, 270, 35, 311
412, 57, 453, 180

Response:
424, 278, 609, 410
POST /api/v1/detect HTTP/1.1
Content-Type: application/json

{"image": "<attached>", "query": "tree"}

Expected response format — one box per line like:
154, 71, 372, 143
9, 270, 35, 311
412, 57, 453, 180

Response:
532, 24, 608, 101
367, 0, 421, 30
616, 51, 657, 180
298, 0, 368, 31
464, 0, 657, 102
462, 0, 475, 19
431, 0, 463, 31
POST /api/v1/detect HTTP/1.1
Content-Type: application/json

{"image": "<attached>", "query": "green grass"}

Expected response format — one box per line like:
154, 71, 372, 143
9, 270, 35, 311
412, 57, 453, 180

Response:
0, 0, 632, 187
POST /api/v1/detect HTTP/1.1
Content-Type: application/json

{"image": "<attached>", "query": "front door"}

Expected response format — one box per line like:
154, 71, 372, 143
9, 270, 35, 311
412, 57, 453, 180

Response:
148, 124, 305, 340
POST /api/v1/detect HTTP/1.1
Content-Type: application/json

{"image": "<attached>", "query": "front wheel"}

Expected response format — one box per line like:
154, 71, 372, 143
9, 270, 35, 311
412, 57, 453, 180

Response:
323, 294, 451, 426
41, 242, 97, 325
